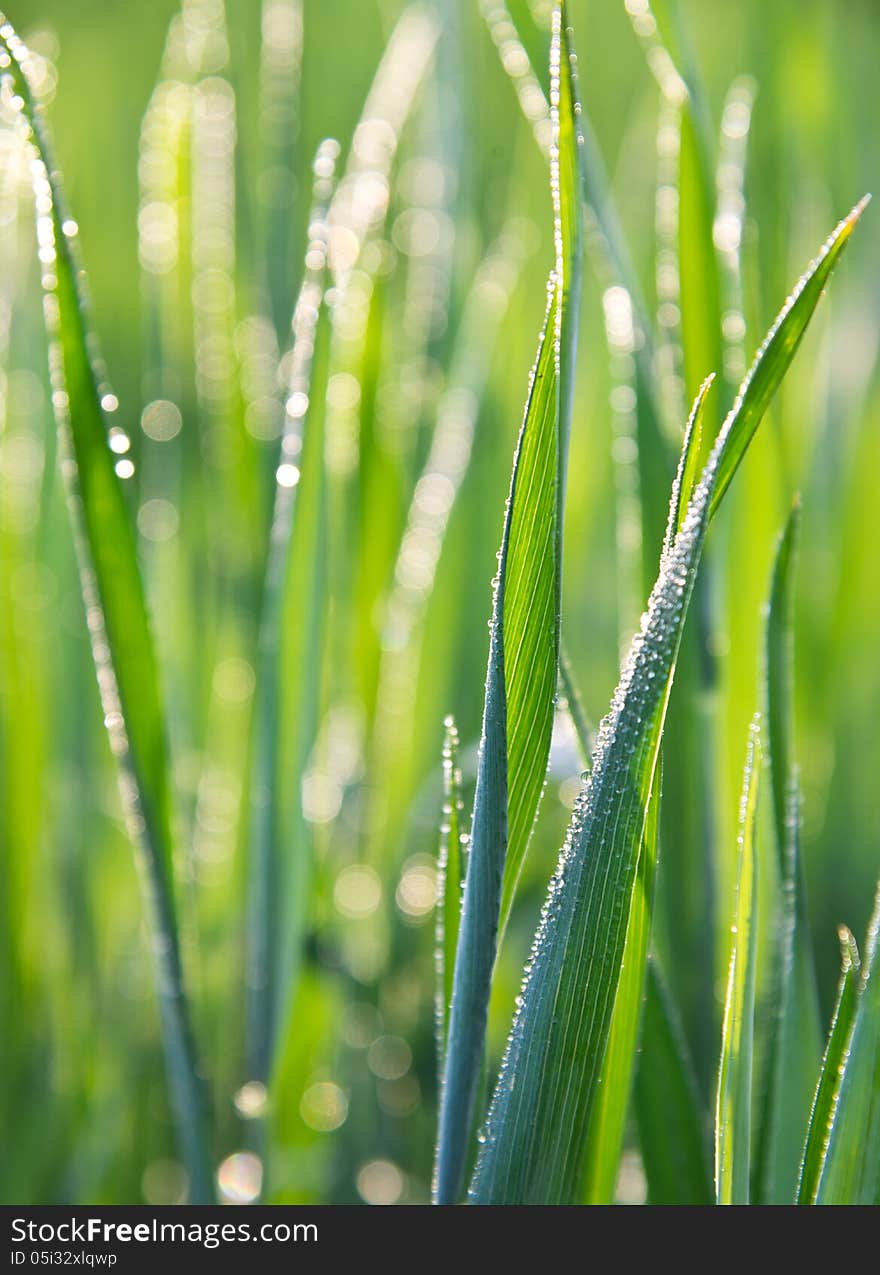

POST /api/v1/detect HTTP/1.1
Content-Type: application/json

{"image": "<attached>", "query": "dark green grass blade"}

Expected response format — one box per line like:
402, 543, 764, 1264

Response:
435, 716, 465, 1072
715, 717, 761, 1205
433, 284, 552, 1204
0, 19, 212, 1201
435, 3, 581, 1204
470, 204, 864, 1205
636, 961, 713, 1204
815, 886, 880, 1204
754, 506, 822, 1202
797, 928, 860, 1204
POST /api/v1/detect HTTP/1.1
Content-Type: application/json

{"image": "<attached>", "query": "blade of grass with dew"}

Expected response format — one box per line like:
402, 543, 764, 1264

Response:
797, 927, 860, 1204
434, 4, 582, 1204
814, 883, 880, 1204
245, 144, 336, 1085
636, 961, 713, 1204
715, 716, 761, 1206
470, 202, 866, 1204
435, 715, 465, 1071
558, 651, 665, 1203
754, 504, 822, 1203
0, 18, 213, 1203
582, 765, 661, 1202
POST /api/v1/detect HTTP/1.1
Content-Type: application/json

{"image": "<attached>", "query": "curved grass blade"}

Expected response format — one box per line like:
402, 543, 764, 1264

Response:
434, 3, 582, 1204
636, 961, 713, 1204
815, 885, 880, 1204
797, 927, 860, 1204
663, 372, 713, 553
0, 19, 212, 1200
715, 717, 761, 1205
470, 202, 864, 1204
754, 505, 822, 1202
710, 196, 870, 519
246, 145, 336, 1084
435, 716, 465, 1072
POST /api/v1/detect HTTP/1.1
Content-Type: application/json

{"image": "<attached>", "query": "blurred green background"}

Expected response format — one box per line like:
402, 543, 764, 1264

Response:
0, 0, 877, 1204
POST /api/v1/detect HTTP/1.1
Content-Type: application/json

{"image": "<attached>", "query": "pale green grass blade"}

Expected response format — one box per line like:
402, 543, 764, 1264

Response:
715, 717, 761, 1206
246, 147, 335, 1083
636, 961, 713, 1204
0, 19, 212, 1201
815, 885, 880, 1204
435, 3, 581, 1203
470, 204, 863, 1204
678, 100, 725, 439
663, 373, 713, 552
755, 505, 822, 1202
582, 765, 661, 1203
797, 927, 860, 1204
435, 716, 465, 1071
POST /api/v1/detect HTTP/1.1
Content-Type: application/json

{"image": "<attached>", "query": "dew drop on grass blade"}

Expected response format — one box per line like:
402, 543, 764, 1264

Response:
469, 200, 866, 1205
434, 2, 583, 1204
715, 716, 760, 1206
0, 18, 213, 1201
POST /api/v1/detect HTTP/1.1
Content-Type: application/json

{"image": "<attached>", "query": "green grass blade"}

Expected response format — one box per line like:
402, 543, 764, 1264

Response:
709, 196, 870, 520
636, 961, 713, 1204
435, 716, 465, 1072
797, 927, 860, 1204
715, 716, 761, 1205
469, 377, 715, 1203
470, 202, 862, 1204
499, 0, 583, 926
815, 885, 880, 1204
663, 373, 713, 552
582, 763, 661, 1203
434, 3, 581, 1203
0, 19, 212, 1201
755, 505, 822, 1202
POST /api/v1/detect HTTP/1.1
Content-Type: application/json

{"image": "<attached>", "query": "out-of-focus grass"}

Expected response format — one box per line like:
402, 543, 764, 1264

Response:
0, 0, 877, 1204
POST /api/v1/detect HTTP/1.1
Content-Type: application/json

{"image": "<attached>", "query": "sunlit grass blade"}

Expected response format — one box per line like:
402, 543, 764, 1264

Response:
500, 0, 583, 926
636, 961, 713, 1204
435, 716, 465, 1071
582, 764, 661, 1202
709, 196, 870, 519
0, 19, 212, 1201
663, 373, 713, 552
715, 716, 760, 1205
754, 505, 822, 1203
246, 145, 336, 1085
814, 885, 880, 1204
470, 201, 864, 1204
435, 3, 582, 1203
797, 927, 860, 1204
